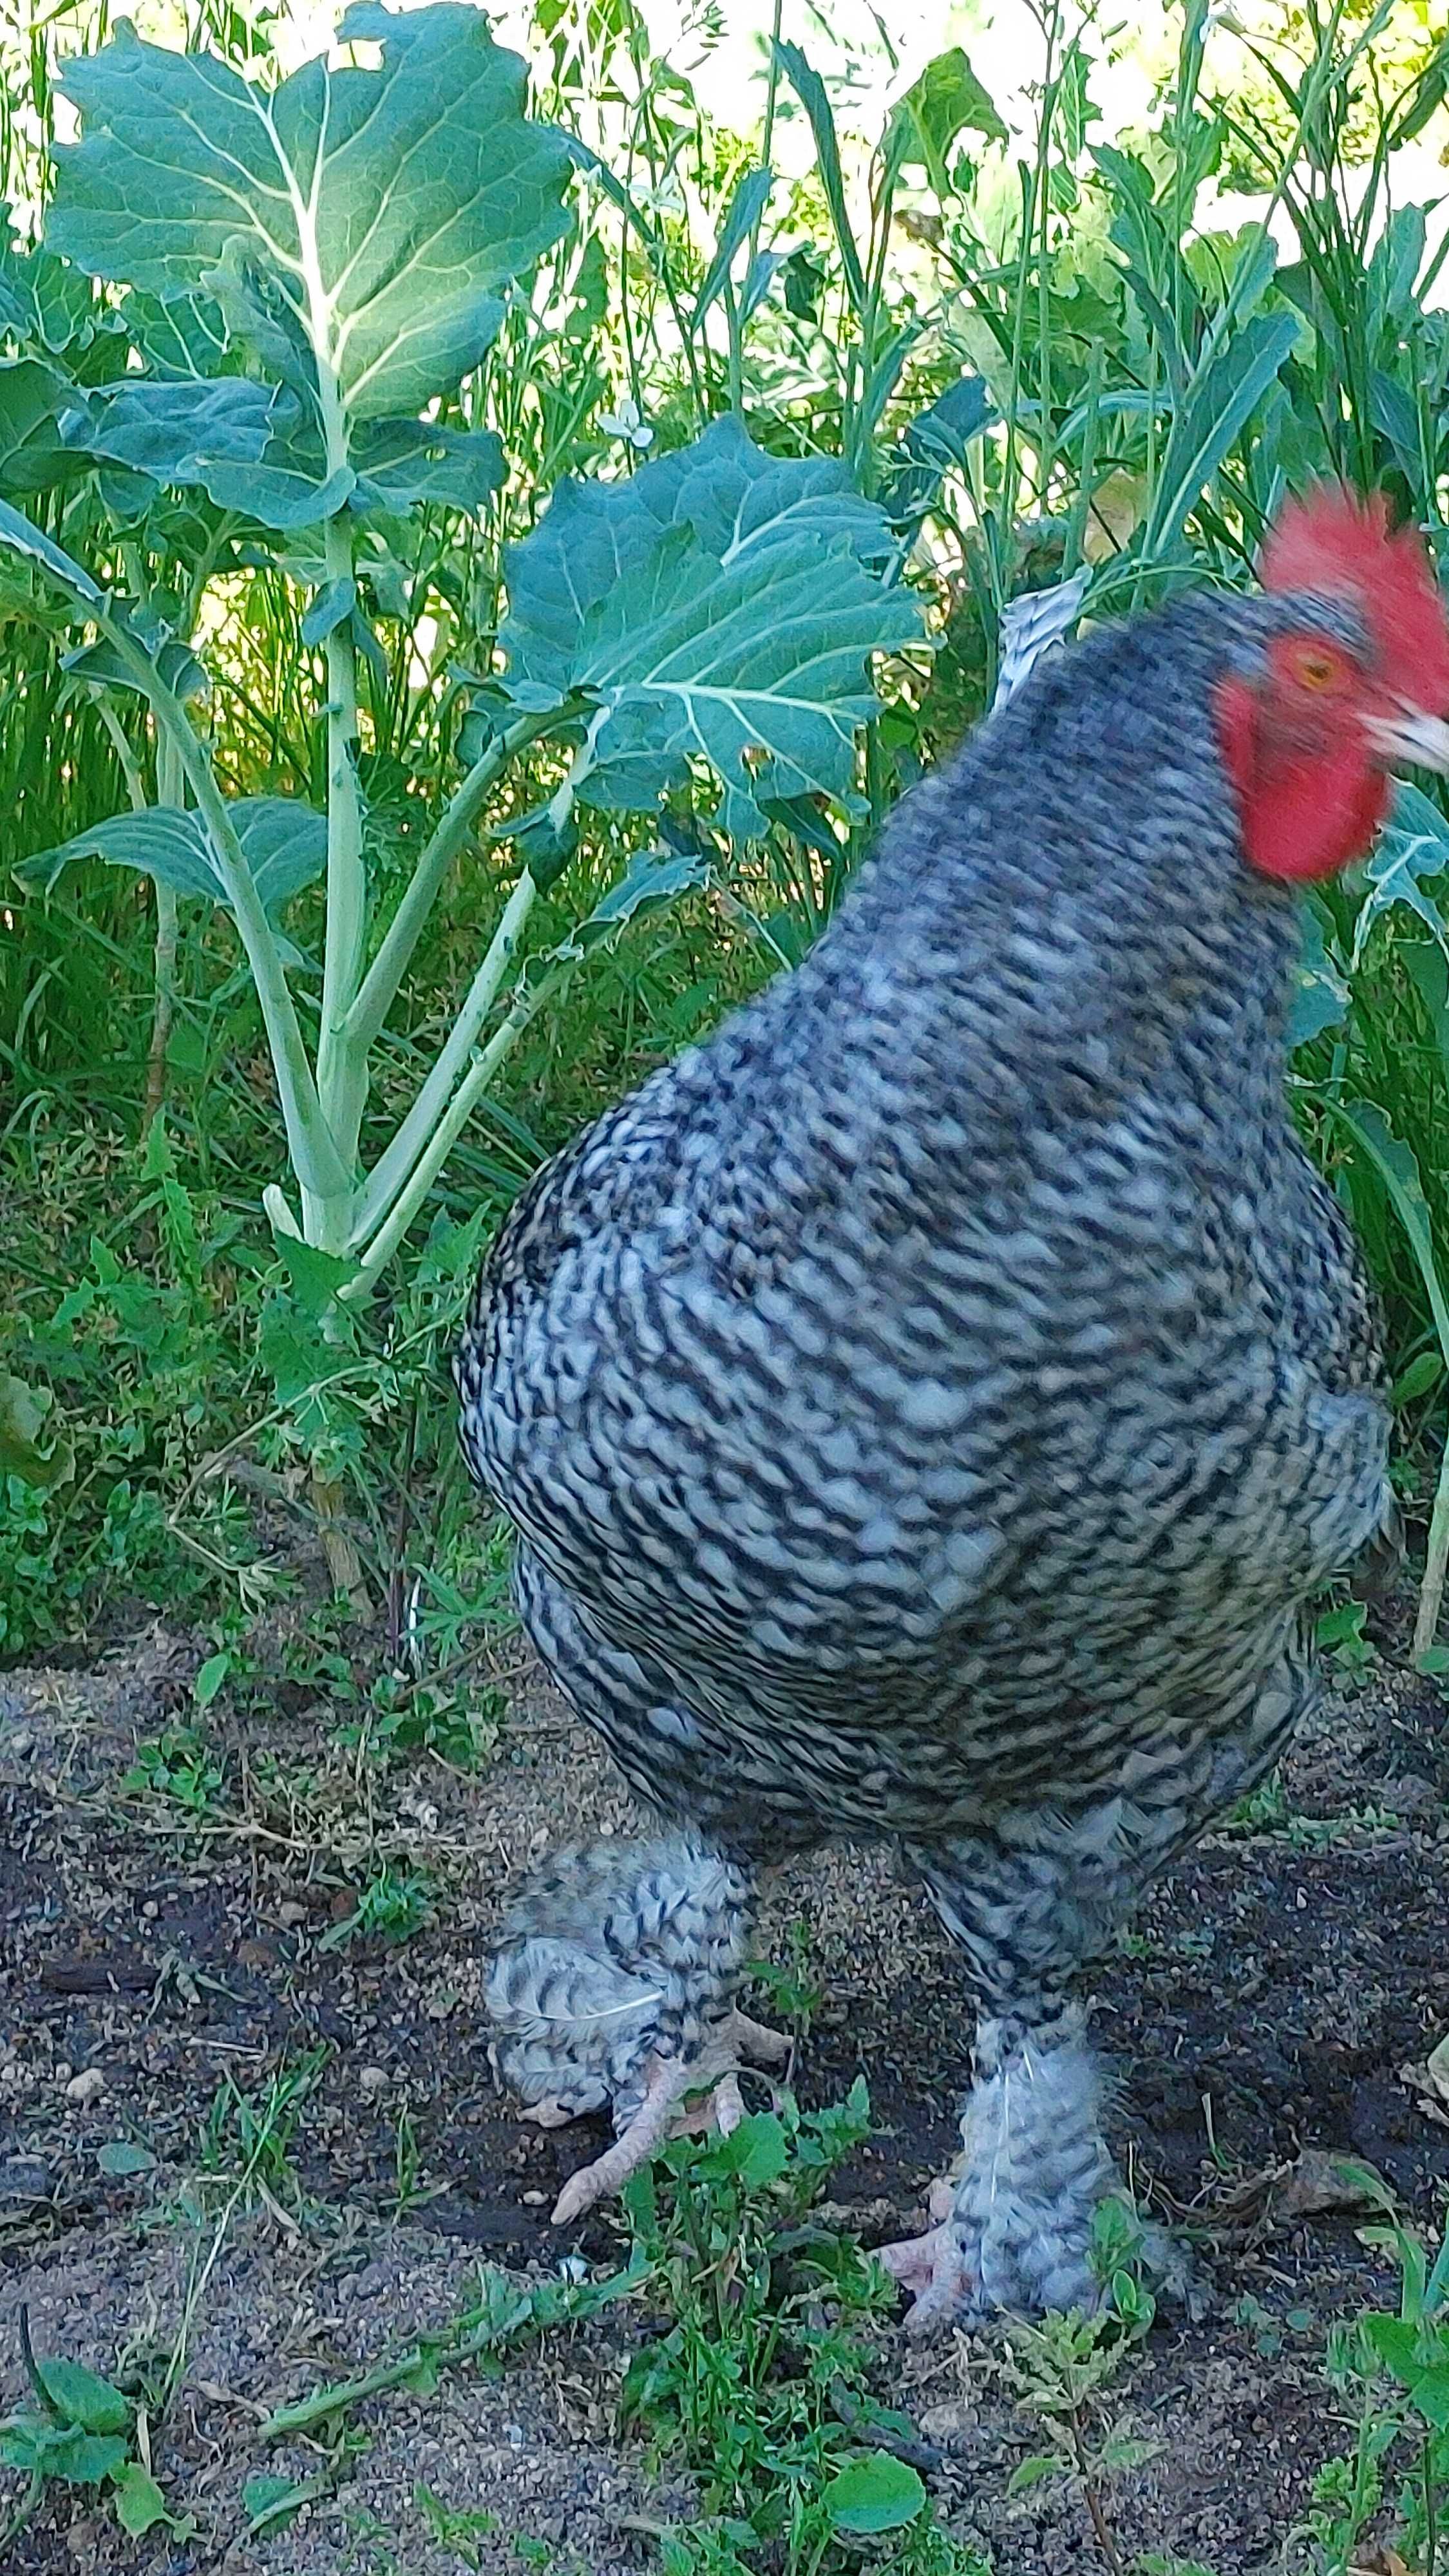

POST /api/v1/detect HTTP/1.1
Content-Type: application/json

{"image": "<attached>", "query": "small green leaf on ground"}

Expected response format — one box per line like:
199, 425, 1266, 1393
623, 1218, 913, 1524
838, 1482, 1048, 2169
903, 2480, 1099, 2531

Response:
824, 2452, 927, 2533
0, 1371, 73, 1489
111, 2461, 173, 2535
32, 2356, 130, 2436
243, 2471, 314, 2535
97, 2141, 158, 2178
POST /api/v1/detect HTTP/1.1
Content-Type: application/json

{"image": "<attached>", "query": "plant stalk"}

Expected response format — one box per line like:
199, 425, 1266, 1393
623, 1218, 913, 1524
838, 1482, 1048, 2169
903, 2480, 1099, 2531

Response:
314, 504, 368, 1199
347, 867, 539, 1249
1414, 1446, 1449, 1662
145, 727, 187, 1133
93, 692, 179, 1135
137, 648, 350, 1207
344, 707, 568, 1054
343, 939, 574, 1303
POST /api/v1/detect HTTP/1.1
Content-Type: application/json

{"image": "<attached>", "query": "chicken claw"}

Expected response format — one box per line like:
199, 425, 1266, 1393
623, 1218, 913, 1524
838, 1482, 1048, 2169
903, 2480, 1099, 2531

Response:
726, 2009, 794, 2070
550, 2007, 790, 2226
876, 2179, 979, 2336
519, 2097, 576, 2129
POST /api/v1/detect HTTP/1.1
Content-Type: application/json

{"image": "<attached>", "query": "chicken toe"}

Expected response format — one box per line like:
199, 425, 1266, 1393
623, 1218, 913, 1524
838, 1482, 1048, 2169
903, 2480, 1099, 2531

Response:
551, 2037, 772, 2224
877, 2179, 980, 2333
878, 2012, 1130, 2334
488, 1833, 791, 2215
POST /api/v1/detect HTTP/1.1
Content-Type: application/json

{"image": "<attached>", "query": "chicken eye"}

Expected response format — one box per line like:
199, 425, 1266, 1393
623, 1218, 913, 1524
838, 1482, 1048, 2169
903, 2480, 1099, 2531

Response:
1287, 642, 1347, 694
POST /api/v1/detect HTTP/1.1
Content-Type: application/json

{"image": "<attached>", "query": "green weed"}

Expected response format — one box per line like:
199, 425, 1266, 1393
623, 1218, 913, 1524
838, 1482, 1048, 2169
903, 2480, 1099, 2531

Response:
1002, 2202, 1160, 2576
196, 2047, 327, 2220
1316, 1598, 1380, 1684
1222, 1768, 1398, 1850
746, 1916, 825, 2041
620, 2086, 989, 2573
388, 2100, 440, 2221
1291, 2188, 1449, 2576
319, 1862, 436, 1951
120, 1723, 225, 1815
413, 2481, 497, 2568
0, 2310, 187, 2551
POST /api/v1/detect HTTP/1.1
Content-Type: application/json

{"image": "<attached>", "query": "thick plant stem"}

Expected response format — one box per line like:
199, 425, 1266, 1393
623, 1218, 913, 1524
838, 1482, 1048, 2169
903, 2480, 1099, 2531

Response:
1414, 1440, 1449, 1662
347, 869, 539, 1249
115, 633, 349, 1206
144, 728, 187, 1134
93, 693, 176, 1133
345, 708, 567, 1054
344, 949, 575, 1303
144, 877, 179, 1135
315, 504, 368, 1184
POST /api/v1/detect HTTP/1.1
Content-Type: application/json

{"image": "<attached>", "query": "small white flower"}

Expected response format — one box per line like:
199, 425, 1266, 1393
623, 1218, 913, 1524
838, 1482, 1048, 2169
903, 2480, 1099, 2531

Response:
598, 395, 654, 451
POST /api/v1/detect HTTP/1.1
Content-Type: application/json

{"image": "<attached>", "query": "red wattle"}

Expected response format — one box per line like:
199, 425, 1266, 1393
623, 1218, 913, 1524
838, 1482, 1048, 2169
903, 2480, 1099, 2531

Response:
1212, 676, 1389, 881
1239, 757, 1388, 882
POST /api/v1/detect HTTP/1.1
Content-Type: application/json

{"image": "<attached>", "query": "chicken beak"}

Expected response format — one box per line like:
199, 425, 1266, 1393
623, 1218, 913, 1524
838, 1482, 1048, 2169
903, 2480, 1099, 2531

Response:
1363, 704, 1449, 773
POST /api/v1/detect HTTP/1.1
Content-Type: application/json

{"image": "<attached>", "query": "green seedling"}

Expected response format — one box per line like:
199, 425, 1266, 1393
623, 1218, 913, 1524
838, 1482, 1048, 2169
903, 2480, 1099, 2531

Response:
0, 2310, 187, 2549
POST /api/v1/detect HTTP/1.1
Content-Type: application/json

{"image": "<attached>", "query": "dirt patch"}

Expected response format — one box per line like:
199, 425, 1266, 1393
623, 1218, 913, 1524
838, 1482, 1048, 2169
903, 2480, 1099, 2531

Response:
3, 1627, 1448, 2572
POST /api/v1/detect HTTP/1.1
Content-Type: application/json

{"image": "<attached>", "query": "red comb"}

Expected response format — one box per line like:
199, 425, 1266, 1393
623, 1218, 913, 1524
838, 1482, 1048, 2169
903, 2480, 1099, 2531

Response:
1260, 483, 1449, 709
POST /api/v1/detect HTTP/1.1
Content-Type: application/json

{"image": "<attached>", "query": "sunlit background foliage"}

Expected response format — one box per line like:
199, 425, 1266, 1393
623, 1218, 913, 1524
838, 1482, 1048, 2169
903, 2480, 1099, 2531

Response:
0, 0, 1447, 1666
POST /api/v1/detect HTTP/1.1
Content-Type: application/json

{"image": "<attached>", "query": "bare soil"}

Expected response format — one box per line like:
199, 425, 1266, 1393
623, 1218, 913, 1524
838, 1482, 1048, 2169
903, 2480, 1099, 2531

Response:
3, 1620, 1448, 2575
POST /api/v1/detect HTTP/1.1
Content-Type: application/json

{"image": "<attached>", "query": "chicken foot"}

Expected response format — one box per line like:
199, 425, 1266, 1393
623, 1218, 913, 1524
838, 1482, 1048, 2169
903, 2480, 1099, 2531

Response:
551, 2007, 793, 2224
878, 2007, 1120, 2333
486, 1824, 796, 2221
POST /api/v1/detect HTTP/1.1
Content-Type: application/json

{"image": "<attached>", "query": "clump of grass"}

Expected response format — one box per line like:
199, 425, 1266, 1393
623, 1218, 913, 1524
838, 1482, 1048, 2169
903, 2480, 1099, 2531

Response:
196, 2046, 328, 2222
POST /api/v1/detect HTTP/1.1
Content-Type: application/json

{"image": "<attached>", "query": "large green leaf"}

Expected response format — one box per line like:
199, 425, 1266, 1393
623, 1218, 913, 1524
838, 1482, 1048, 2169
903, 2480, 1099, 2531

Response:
62, 621, 210, 705
0, 357, 82, 498
0, 491, 104, 606
122, 287, 234, 382
17, 796, 326, 930
1354, 780, 1449, 961
889, 47, 1007, 196
75, 360, 504, 529
0, 2420, 128, 2485
1289, 898, 1348, 1050
0, 225, 118, 359
501, 419, 920, 836
50, 6, 573, 425
69, 375, 346, 530
73, 377, 279, 487
351, 417, 505, 516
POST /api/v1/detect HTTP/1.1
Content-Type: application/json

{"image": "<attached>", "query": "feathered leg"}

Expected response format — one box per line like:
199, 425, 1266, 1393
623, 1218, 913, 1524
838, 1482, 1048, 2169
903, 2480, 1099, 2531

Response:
880, 1819, 1132, 2329
488, 1547, 797, 2221
884, 1649, 1312, 2331
488, 1832, 790, 2223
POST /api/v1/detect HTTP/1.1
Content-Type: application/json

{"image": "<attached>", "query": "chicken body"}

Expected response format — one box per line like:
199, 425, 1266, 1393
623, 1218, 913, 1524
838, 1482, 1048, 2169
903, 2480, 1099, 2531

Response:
457, 585, 1390, 2323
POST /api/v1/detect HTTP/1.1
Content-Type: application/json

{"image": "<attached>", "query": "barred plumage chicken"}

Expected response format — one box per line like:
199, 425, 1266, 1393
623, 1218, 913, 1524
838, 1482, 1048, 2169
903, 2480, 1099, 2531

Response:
457, 489, 1449, 2329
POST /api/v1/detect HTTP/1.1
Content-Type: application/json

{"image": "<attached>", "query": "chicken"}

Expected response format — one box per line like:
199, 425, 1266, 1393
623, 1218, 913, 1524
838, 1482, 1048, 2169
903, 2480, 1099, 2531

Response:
455, 488, 1449, 2329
